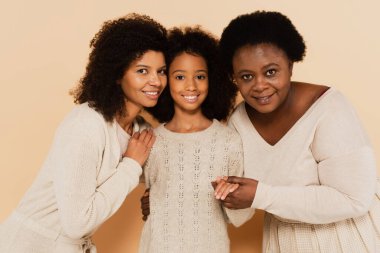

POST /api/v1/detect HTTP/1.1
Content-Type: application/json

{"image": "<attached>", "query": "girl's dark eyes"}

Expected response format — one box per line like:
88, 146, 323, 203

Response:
175, 75, 185, 80
173, 74, 207, 80
196, 75, 207, 80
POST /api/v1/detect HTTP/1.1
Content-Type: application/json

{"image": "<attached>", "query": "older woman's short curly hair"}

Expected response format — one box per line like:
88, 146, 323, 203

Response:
220, 11, 306, 76
146, 26, 237, 122
71, 13, 167, 121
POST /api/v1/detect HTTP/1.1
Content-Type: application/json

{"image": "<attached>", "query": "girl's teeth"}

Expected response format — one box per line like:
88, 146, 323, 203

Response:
184, 96, 197, 102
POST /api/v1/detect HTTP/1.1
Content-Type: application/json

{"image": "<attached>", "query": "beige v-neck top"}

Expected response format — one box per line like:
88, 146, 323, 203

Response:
229, 87, 377, 224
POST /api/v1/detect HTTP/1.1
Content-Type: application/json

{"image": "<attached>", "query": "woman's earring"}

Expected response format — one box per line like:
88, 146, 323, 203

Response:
232, 79, 237, 85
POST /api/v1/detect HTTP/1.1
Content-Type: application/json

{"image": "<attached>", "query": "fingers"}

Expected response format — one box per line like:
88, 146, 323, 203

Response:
140, 195, 149, 205
141, 204, 150, 216
140, 188, 150, 205
214, 178, 227, 197
211, 176, 224, 190
138, 129, 149, 143
138, 129, 155, 149
226, 176, 244, 184
140, 188, 150, 221
215, 181, 239, 200
146, 132, 156, 149
132, 131, 140, 140
220, 183, 239, 200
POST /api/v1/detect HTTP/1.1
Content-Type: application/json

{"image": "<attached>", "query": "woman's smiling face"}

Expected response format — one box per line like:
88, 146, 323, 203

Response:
232, 43, 293, 114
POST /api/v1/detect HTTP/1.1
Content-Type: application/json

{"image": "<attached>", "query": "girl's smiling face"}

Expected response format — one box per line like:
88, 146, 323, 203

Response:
168, 52, 209, 115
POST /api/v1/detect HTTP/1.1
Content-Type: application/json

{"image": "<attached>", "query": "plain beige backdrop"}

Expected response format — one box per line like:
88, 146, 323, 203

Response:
1, 0, 379, 252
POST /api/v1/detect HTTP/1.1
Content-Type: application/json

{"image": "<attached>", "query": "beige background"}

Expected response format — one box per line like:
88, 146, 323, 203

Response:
1, 0, 379, 252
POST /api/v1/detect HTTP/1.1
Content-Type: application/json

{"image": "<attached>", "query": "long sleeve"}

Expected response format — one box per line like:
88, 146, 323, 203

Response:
142, 141, 158, 187
51, 108, 142, 239
252, 92, 377, 224
223, 132, 254, 227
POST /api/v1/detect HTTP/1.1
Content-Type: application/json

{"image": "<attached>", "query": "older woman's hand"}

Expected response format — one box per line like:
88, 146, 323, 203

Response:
220, 176, 258, 210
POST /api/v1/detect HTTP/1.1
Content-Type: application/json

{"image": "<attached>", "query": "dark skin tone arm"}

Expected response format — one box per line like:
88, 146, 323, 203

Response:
141, 188, 150, 221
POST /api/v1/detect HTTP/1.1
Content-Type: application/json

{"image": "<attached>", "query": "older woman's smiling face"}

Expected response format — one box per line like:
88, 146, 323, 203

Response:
232, 43, 293, 114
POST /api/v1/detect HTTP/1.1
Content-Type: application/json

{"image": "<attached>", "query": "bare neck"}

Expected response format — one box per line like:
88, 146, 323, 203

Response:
116, 100, 142, 134
165, 110, 212, 133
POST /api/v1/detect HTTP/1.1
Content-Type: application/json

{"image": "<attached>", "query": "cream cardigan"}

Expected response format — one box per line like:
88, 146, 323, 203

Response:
0, 103, 143, 253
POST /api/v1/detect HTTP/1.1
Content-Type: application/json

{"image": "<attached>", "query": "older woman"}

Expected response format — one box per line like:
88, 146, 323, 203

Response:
214, 11, 380, 253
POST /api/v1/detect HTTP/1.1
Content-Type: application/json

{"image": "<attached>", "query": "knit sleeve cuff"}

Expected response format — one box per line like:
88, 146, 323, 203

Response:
251, 181, 272, 210
119, 157, 143, 182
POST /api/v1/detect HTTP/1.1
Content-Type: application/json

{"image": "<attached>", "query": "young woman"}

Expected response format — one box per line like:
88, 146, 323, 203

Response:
0, 13, 167, 253
214, 11, 380, 252
138, 27, 253, 253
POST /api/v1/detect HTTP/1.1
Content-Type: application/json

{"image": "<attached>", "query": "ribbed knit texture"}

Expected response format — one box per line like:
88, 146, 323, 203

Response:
138, 119, 253, 253
229, 87, 380, 252
0, 103, 144, 253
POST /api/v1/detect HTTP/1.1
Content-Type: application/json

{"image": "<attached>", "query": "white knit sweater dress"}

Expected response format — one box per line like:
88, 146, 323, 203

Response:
0, 103, 144, 253
229, 87, 380, 253
138, 119, 254, 253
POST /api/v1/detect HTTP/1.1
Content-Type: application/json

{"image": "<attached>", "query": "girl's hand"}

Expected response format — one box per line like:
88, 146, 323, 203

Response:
123, 129, 155, 166
211, 176, 239, 200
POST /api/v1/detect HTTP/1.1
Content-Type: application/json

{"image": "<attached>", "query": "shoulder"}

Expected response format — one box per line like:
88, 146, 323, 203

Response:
293, 82, 330, 110
56, 103, 107, 138
228, 102, 249, 133
293, 82, 329, 97
311, 87, 355, 115
229, 102, 245, 123
293, 83, 354, 115
212, 120, 242, 145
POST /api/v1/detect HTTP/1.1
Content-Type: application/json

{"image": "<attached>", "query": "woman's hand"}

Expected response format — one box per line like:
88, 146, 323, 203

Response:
140, 188, 150, 221
123, 129, 155, 166
215, 176, 259, 209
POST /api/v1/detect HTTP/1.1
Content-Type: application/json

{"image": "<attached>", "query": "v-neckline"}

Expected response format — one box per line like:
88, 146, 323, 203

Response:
242, 87, 334, 148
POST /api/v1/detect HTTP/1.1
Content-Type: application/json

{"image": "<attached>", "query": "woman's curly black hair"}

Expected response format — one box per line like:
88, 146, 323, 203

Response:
220, 11, 306, 76
146, 26, 237, 122
71, 13, 167, 122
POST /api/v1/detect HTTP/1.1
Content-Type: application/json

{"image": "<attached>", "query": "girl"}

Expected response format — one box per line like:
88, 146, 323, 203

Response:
0, 13, 167, 253
138, 27, 253, 253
